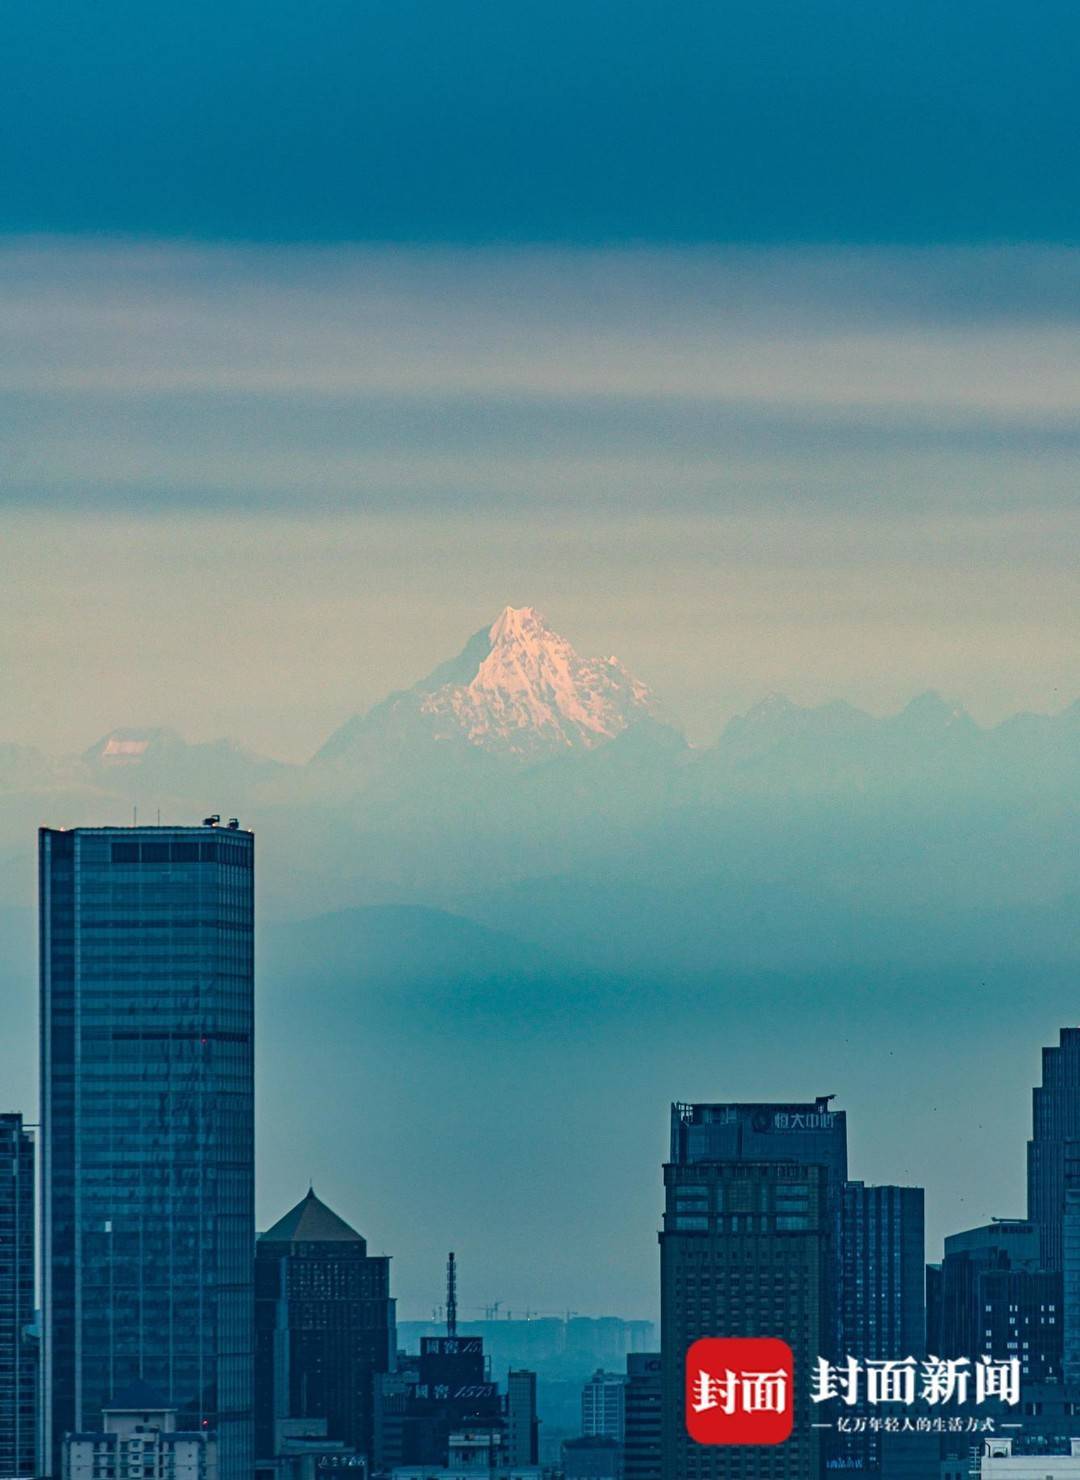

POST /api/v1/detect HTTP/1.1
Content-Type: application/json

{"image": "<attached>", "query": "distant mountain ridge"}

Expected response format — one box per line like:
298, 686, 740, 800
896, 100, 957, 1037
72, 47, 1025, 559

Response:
0, 605, 1075, 939
698, 689, 1080, 798
82, 726, 289, 784
0, 607, 1075, 808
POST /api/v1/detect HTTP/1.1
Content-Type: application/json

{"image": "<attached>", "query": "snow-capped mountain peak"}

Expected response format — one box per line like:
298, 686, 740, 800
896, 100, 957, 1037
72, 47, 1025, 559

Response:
315, 604, 661, 765
420, 605, 656, 755
487, 603, 543, 645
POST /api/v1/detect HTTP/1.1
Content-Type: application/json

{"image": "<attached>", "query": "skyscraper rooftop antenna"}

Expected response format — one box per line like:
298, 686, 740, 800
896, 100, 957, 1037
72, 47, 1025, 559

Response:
446, 1251, 457, 1338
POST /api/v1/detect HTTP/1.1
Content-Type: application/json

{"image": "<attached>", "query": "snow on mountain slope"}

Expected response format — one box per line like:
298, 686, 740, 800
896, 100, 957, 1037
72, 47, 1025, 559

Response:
80, 726, 290, 798
419, 605, 656, 754
315, 605, 660, 764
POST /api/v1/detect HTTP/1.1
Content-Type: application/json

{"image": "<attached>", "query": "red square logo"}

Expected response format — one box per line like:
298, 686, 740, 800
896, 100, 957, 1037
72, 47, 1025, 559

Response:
685, 1338, 794, 1446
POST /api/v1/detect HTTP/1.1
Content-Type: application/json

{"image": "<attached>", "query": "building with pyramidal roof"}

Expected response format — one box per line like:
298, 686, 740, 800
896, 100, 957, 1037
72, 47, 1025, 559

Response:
255, 1189, 395, 1470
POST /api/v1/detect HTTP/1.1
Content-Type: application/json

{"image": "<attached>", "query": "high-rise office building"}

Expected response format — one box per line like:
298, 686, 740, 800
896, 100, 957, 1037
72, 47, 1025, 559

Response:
1029, 1030, 1080, 1272
838, 1182, 927, 1476
928, 1221, 1061, 1385
1028, 1031, 1080, 1385
506, 1369, 539, 1467
0, 1112, 36, 1478
255, 1188, 395, 1465
582, 1369, 626, 1441
841, 1183, 925, 1362
623, 1354, 661, 1480
668, 1097, 848, 1350
1064, 1147, 1080, 1383
40, 823, 255, 1480
661, 1100, 845, 1480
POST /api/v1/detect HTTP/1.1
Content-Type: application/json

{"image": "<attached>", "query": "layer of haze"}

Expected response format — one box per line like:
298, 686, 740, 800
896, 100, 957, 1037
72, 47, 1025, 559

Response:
4, 0, 1080, 1331
1, 238, 1077, 1321
2, 240, 1078, 759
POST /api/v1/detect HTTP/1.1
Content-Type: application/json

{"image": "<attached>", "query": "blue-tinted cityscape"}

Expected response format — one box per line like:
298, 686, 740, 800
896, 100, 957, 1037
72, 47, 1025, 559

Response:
2, 818, 1079, 1478
5, 0, 1079, 1470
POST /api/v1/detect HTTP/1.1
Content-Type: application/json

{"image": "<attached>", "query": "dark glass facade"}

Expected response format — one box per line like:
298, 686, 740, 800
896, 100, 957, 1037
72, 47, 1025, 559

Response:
0, 1113, 36, 1477
254, 1189, 395, 1464
661, 1100, 845, 1480
669, 1099, 847, 1354
506, 1368, 539, 1467
841, 1183, 925, 1362
1065, 1147, 1080, 1383
623, 1353, 661, 1480
1028, 1029, 1080, 1273
1027, 1029, 1080, 1387
837, 1182, 927, 1476
929, 1222, 1062, 1385
40, 825, 255, 1480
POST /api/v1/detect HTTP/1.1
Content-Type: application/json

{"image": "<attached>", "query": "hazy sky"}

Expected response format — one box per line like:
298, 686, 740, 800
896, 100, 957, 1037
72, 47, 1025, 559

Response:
2, 241, 1078, 758
3, 1, 1079, 756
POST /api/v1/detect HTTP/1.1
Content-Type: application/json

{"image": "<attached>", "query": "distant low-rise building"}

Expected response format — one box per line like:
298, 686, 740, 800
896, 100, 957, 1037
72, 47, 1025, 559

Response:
562, 1436, 622, 1480
393, 1319, 655, 1382
581, 1371, 625, 1443
63, 1384, 218, 1480
505, 1371, 538, 1467
259, 1417, 365, 1480
391, 1428, 541, 1480
982, 1437, 1080, 1475
622, 1355, 660, 1480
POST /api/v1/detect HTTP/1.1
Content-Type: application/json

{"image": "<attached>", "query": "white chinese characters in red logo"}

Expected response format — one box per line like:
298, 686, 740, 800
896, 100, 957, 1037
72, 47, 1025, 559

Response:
685, 1338, 794, 1445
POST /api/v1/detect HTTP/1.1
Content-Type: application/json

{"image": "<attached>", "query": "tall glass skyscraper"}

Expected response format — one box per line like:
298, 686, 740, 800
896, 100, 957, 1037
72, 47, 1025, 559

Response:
0, 1112, 36, 1478
660, 1099, 847, 1480
39, 824, 255, 1480
1028, 1029, 1080, 1385
838, 1182, 928, 1476
1028, 1029, 1080, 1273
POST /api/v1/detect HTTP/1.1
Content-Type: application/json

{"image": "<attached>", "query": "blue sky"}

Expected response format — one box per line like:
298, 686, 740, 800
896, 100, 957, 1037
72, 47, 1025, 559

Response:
5, 0, 1080, 244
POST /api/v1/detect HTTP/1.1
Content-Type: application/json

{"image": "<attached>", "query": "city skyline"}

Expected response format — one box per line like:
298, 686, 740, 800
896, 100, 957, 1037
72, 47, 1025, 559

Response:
14, 849, 1079, 1320
7, 838, 1080, 1324
10, 826, 1080, 1480
5, 1, 1077, 1471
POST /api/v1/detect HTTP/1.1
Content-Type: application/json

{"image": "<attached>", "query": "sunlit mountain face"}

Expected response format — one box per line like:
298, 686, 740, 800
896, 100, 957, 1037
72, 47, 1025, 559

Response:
315, 605, 663, 766
0, 606, 1074, 947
